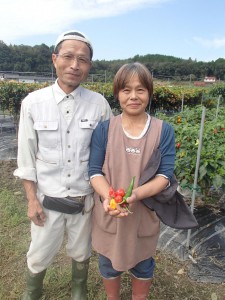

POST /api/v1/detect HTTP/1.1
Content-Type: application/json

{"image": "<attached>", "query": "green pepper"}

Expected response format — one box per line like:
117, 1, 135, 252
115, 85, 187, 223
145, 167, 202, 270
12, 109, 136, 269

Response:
123, 176, 135, 202
120, 176, 135, 214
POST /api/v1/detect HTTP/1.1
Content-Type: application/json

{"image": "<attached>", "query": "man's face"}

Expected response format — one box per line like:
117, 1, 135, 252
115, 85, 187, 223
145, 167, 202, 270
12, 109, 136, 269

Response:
52, 40, 92, 94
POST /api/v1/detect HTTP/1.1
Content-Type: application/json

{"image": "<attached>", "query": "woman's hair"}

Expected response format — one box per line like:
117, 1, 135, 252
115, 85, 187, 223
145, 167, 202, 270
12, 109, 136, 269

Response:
113, 62, 153, 100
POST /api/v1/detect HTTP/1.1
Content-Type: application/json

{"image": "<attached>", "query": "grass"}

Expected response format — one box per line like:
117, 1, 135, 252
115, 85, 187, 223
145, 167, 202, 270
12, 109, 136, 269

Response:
0, 160, 225, 299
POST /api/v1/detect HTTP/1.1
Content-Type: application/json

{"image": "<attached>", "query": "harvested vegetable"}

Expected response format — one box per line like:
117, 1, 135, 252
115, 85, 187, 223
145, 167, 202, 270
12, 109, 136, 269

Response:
108, 176, 135, 213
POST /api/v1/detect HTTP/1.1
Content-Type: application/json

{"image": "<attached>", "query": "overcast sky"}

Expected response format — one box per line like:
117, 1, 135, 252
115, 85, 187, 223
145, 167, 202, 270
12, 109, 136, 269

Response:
1, 0, 225, 62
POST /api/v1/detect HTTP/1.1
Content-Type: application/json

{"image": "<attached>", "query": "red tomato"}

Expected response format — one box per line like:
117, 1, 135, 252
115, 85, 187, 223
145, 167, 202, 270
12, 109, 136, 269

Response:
176, 142, 181, 149
114, 195, 123, 203
109, 187, 116, 198
115, 188, 125, 197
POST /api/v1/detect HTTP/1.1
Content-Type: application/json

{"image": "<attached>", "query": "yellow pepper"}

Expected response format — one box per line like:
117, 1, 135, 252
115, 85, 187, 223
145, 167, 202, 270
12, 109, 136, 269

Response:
109, 198, 117, 210
195, 139, 199, 146
179, 151, 185, 158
177, 116, 181, 123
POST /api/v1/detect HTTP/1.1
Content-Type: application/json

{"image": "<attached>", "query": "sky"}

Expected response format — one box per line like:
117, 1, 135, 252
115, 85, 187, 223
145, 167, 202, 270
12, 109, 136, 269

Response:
1, 0, 225, 62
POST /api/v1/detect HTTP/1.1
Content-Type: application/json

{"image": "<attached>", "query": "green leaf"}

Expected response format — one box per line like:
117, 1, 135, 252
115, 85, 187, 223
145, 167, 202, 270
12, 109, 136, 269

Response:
199, 165, 207, 180
212, 175, 223, 190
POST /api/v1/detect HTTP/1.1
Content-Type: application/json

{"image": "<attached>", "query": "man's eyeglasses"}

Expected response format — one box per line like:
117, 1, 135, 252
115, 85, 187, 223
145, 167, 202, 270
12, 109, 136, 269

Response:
56, 53, 91, 65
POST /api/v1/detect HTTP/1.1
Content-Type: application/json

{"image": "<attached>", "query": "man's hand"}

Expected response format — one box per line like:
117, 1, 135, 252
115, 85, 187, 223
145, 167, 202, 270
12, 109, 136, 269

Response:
23, 179, 46, 226
28, 198, 46, 226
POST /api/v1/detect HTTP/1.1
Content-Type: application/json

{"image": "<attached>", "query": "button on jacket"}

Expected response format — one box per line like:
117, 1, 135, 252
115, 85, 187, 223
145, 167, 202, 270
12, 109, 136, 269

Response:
14, 81, 112, 197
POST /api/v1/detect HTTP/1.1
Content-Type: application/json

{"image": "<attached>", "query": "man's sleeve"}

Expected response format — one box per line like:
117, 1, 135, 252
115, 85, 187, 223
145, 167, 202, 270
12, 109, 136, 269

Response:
13, 98, 38, 182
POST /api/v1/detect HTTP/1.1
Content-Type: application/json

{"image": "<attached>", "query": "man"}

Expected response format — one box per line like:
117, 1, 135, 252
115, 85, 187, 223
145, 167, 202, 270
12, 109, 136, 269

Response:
14, 30, 112, 300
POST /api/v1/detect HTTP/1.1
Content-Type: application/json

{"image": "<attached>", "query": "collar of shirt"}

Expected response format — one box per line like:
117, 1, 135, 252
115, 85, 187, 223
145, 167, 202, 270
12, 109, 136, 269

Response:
122, 113, 151, 139
53, 80, 81, 104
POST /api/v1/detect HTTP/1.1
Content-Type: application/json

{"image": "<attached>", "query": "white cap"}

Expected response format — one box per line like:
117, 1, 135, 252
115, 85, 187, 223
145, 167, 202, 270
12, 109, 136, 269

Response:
54, 30, 93, 59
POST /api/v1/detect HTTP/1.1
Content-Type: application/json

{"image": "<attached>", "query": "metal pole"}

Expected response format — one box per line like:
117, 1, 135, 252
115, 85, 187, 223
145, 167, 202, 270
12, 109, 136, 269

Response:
216, 95, 221, 119
201, 93, 204, 105
181, 93, 184, 112
186, 106, 206, 248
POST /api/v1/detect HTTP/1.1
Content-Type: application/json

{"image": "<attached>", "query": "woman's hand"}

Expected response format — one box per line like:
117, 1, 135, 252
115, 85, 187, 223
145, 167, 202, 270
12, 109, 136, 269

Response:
125, 191, 138, 204
103, 199, 129, 217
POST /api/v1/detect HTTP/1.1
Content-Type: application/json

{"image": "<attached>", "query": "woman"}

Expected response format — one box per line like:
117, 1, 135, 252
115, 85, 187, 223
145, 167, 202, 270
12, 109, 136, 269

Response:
88, 62, 175, 299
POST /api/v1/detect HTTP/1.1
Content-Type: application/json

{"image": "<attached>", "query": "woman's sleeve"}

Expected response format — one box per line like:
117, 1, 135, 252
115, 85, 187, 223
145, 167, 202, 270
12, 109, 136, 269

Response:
157, 121, 176, 181
88, 120, 109, 177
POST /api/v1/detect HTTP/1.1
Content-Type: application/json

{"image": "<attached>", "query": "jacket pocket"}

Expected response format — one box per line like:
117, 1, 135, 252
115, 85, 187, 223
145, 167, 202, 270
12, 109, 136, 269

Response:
93, 194, 117, 234
34, 121, 58, 148
79, 119, 98, 129
137, 205, 160, 237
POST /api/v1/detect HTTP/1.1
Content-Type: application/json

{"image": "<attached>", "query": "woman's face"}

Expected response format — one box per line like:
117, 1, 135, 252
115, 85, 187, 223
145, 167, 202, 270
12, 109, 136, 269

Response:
118, 75, 149, 116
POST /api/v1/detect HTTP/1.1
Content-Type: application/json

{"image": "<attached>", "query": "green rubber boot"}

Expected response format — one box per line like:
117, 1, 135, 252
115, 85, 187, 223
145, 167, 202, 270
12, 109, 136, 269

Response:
22, 269, 46, 300
71, 258, 89, 300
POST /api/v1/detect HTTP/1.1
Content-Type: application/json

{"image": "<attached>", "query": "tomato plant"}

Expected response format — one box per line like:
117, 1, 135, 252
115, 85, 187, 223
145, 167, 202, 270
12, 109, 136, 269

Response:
157, 105, 225, 200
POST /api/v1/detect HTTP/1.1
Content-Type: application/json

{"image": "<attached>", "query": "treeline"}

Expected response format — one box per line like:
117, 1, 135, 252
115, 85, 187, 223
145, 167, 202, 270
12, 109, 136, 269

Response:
1, 40, 225, 81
